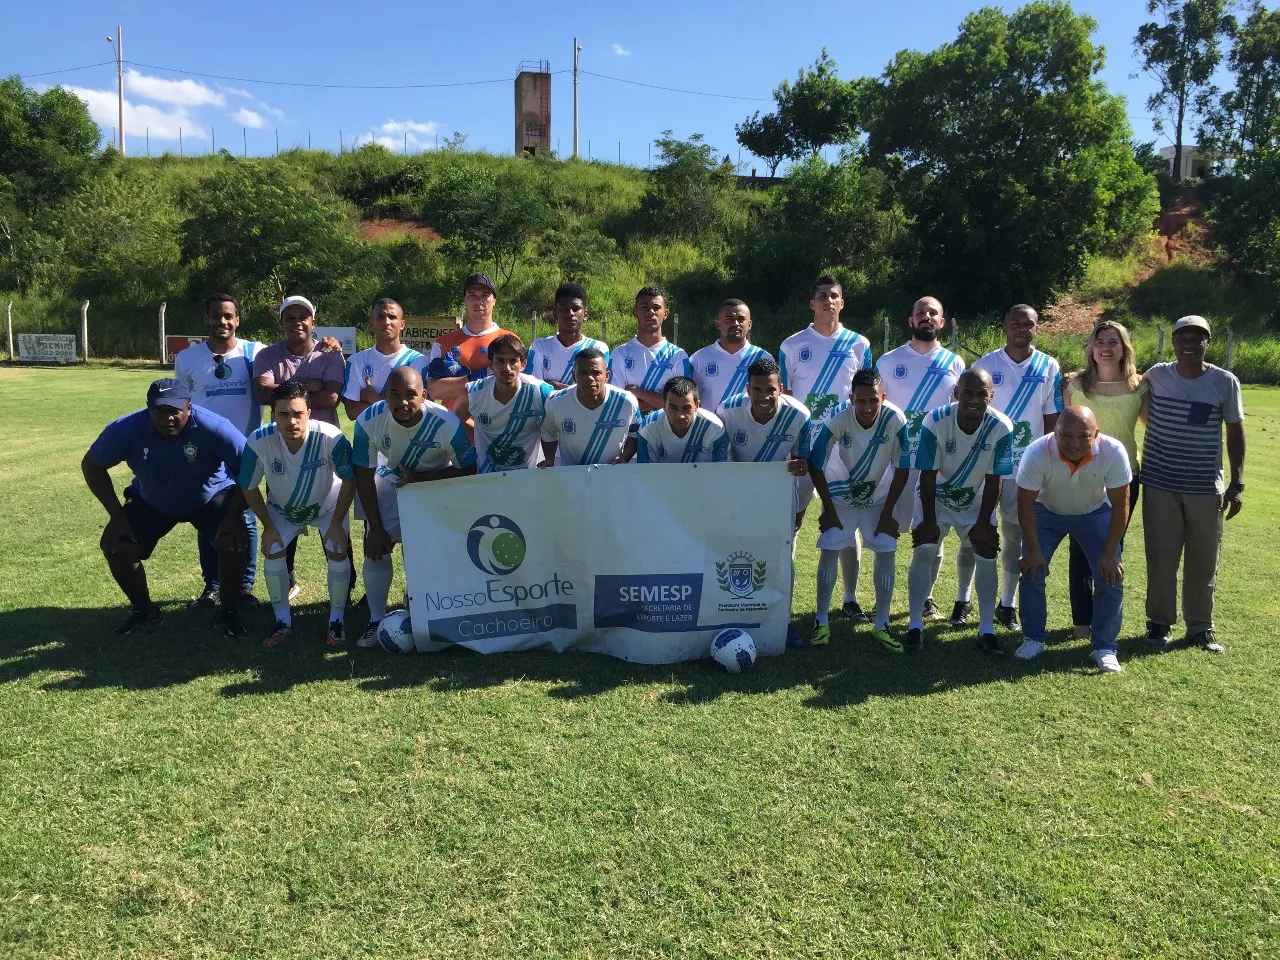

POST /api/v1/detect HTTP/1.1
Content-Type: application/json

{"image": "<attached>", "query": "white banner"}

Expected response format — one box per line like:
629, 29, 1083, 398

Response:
398, 463, 795, 663
18, 333, 77, 363
314, 326, 357, 355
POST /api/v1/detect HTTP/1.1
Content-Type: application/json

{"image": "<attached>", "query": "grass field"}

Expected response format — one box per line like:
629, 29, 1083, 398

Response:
2, 366, 1278, 959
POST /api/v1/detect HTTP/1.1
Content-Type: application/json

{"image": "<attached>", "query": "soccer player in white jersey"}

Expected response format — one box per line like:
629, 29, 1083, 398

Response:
238, 381, 357, 648
907, 369, 1014, 656
688, 299, 769, 415
541, 349, 641, 466
970, 304, 1063, 629
876, 295, 966, 622
353, 366, 478, 647
806, 369, 913, 651
527, 282, 610, 389
341, 298, 428, 422
455, 334, 552, 471
633, 377, 729, 463
609, 286, 693, 415
174, 293, 265, 609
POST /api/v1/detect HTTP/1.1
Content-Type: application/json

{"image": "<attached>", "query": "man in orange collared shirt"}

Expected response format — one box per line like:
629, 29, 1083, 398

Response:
426, 273, 515, 416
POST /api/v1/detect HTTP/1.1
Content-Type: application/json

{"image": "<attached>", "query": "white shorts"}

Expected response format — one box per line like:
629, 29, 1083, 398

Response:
264, 500, 349, 555
917, 503, 980, 546
892, 469, 924, 534
998, 475, 1020, 524
816, 501, 899, 553
355, 468, 402, 543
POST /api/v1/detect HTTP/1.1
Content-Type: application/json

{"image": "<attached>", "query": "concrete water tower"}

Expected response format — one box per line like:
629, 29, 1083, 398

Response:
515, 60, 551, 156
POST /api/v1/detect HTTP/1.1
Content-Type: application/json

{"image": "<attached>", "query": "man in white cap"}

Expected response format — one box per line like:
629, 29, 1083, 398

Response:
252, 296, 346, 427
1140, 315, 1245, 654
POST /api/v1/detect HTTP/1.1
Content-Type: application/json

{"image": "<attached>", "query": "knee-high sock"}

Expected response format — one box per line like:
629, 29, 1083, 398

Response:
955, 543, 977, 603
264, 555, 291, 626
873, 550, 897, 629
975, 555, 998, 634
363, 555, 394, 622
839, 541, 861, 604
908, 543, 939, 630
327, 557, 351, 623
929, 542, 945, 597
999, 518, 1021, 607
816, 550, 839, 624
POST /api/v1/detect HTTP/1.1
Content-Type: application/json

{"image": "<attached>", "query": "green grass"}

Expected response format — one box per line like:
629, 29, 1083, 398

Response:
2, 367, 1279, 958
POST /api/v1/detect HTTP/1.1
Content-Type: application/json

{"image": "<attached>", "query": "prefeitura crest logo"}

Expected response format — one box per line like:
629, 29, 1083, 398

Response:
717, 550, 767, 599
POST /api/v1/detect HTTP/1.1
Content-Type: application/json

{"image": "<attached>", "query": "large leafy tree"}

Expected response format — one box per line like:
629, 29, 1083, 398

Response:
1200, 2, 1280, 160
638, 131, 736, 242
734, 49, 857, 166
859, 1, 1159, 312
734, 111, 794, 176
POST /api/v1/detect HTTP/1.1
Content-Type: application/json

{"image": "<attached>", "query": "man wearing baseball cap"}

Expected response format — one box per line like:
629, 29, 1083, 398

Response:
82, 379, 251, 637
252, 296, 346, 428
1140, 315, 1246, 654
426, 273, 515, 415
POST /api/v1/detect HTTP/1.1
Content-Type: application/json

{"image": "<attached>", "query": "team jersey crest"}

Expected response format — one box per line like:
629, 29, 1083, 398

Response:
799, 347, 812, 363
562, 418, 576, 434
706, 362, 719, 377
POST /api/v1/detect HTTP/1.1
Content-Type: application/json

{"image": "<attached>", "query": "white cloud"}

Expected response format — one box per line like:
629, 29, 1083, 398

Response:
347, 119, 442, 151
612, 43, 631, 57
124, 69, 224, 107
63, 85, 204, 140
380, 118, 439, 136
232, 107, 266, 129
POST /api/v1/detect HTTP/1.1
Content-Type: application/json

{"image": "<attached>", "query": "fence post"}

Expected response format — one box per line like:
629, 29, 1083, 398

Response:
80, 300, 90, 362
5, 300, 12, 362
673, 312, 679, 348
950, 315, 959, 354
883, 315, 890, 357
602, 313, 609, 346
1226, 323, 1234, 372
1156, 322, 1165, 364
530, 311, 537, 347
158, 302, 167, 364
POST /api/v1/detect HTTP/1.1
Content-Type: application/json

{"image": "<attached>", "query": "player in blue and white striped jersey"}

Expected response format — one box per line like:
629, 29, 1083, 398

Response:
340, 299, 429, 422
608, 286, 692, 415
688, 300, 770, 416
633, 377, 729, 464
527, 282, 610, 389
455, 334, 552, 471
238, 381, 357, 649
806, 369, 913, 650
907, 369, 1014, 656
541, 348, 641, 467
352, 366, 478, 647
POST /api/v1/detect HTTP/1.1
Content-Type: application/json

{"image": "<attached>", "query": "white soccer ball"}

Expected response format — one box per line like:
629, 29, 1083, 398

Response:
710, 628, 756, 673
377, 610, 416, 654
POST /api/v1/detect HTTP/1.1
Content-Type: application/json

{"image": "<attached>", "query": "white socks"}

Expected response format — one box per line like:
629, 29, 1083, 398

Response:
907, 542, 939, 630
264, 555, 291, 626
327, 557, 350, 623
873, 551, 896, 629
839, 543, 860, 605
816, 550, 839, 624
999, 519, 1021, 607
362, 555, 394, 622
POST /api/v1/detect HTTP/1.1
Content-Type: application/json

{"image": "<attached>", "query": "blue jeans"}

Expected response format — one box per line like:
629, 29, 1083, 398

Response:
1019, 502, 1123, 652
199, 506, 258, 591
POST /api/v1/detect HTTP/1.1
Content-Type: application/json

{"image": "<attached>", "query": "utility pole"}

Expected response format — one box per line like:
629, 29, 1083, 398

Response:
573, 37, 581, 158
107, 26, 125, 156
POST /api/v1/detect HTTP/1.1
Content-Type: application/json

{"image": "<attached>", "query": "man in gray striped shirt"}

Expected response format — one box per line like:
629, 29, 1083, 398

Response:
1141, 315, 1245, 653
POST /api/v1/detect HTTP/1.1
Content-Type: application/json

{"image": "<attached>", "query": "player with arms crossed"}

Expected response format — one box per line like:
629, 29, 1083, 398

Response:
455, 334, 553, 472
633, 376, 729, 463
239, 381, 357, 648
353, 366, 478, 647
907, 369, 1014, 655
541, 349, 641, 466
341, 298, 428, 422
806, 369, 913, 650
527, 283, 610, 389
609, 286, 692, 415
688, 299, 769, 415
877, 295, 966, 622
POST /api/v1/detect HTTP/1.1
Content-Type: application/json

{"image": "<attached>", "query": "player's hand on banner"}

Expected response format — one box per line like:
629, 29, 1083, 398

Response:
1018, 545, 1047, 577
1096, 550, 1123, 586
318, 336, 343, 354
875, 512, 900, 539
786, 456, 808, 477
537, 460, 553, 469
817, 506, 843, 532
1222, 481, 1243, 520
912, 520, 940, 548
359, 378, 380, 405
364, 524, 392, 560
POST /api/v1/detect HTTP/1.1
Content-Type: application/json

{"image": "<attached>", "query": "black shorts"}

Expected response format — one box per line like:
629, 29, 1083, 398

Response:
113, 486, 240, 561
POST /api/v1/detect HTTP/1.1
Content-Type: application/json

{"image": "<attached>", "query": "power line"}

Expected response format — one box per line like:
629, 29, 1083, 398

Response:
16, 61, 116, 78
581, 70, 768, 101
123, 60, 571, 90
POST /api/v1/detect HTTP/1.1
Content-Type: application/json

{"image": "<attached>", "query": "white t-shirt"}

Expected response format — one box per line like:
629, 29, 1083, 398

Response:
915, 403, 1015, 519
972, 346, 1064, 467
352, 400, 477, 474
876, 343, 966, 454
174, 339, 264, 437
238, 419, 354, 524
466, 373, 554, 472
1016, 433, 1132, 516
688, 342, 769, 414
636, 408, 729, 463
541, 385, 641, 466
721, 393, 812, 463
608, 338, 692, 393
778, 324, 873, 424
526, 335, 610, 385
342, 345, 429, 401
808, 401, 912, 507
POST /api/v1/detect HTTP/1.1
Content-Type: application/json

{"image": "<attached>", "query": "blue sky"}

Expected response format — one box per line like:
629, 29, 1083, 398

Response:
12, 0, 1178, 167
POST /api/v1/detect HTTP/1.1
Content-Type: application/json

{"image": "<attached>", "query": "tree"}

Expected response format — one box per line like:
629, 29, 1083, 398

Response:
639, 131, 736, 241
735, 111, 794, 176
1134, 0, 1236, 180
773, 49, 859, 155
1210, 144, 1280, 281
1200, 2, 1280, 161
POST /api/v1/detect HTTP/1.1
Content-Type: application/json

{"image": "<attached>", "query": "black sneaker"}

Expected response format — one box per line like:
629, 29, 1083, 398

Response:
841, 600, 871, 624
922, 597, 941, 620
213, 609, 248, 638
995, 604, 1020, 630
238, 590, 261, 608
190, 586, 218, 610
979, 632, 1004, 657
114, 606, 162, 635
1143, 621, 1171, 651
1188, 629, 1225, 654
904, 627, 924, 651
949, 600, 972, 627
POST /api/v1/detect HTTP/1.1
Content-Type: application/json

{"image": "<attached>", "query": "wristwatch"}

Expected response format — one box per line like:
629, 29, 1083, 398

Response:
1227, 481, 1245, 492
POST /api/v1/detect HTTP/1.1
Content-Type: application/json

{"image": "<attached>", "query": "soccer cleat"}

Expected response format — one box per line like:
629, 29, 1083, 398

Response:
357, 621, 381, 648
995, 604, 1020, 630
949, 600, 973, 627
213, 609, 248, 638
114, 606, 163, 636
325, 620, 345, 647
979, 632, 1004, 657
1189, 629, 1225, 654
1090, 649, 1123, 673
287, 580, 301, 602
904, 627, 924, 651
190, 586, 218, 610
263, 620, 292, 647
810, 621, 831, 646
1143, 621, 1171, 651
872, 626, 903, 653
238, 589, 261, 608
786, 623, 806, 648
841, 600, 871, 624
922, 597, 941, 620
1014, 639, 1045, 660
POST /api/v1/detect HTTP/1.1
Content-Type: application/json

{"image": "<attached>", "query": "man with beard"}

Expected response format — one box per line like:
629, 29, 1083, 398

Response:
608, 286, 692, 415
527, 283, 610, 389
688, 299, 770, 416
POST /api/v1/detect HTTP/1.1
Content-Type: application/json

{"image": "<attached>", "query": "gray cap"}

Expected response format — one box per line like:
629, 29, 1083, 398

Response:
1172, 315, 1211, 336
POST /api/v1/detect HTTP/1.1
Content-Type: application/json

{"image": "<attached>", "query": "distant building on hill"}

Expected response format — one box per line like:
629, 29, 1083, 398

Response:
1160, 145, 1212, 180
515, 61, 551, 157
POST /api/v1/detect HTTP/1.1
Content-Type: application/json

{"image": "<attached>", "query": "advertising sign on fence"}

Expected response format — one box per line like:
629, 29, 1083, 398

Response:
314, 326, 357, 355
402, 316, 460, 355
166, 335, 205, 363
397, 463, 795, 663
18, 334, 78, 363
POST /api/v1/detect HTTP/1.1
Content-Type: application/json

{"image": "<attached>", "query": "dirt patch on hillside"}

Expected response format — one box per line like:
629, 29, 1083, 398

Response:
358, 218, 441, 244
1041, 295, 1104, 335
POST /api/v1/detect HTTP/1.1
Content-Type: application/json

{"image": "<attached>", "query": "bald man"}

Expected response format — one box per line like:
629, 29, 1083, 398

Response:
1014, 406, 1132, 672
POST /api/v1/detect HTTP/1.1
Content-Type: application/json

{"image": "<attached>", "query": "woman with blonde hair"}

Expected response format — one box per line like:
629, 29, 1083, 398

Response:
1062, 320, 1148, 638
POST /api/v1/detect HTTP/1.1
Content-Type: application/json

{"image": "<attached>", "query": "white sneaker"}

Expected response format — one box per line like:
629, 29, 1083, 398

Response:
1091, 649, 1122, 673
356, 622, 381, 648
1014, 639, 1045, 660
